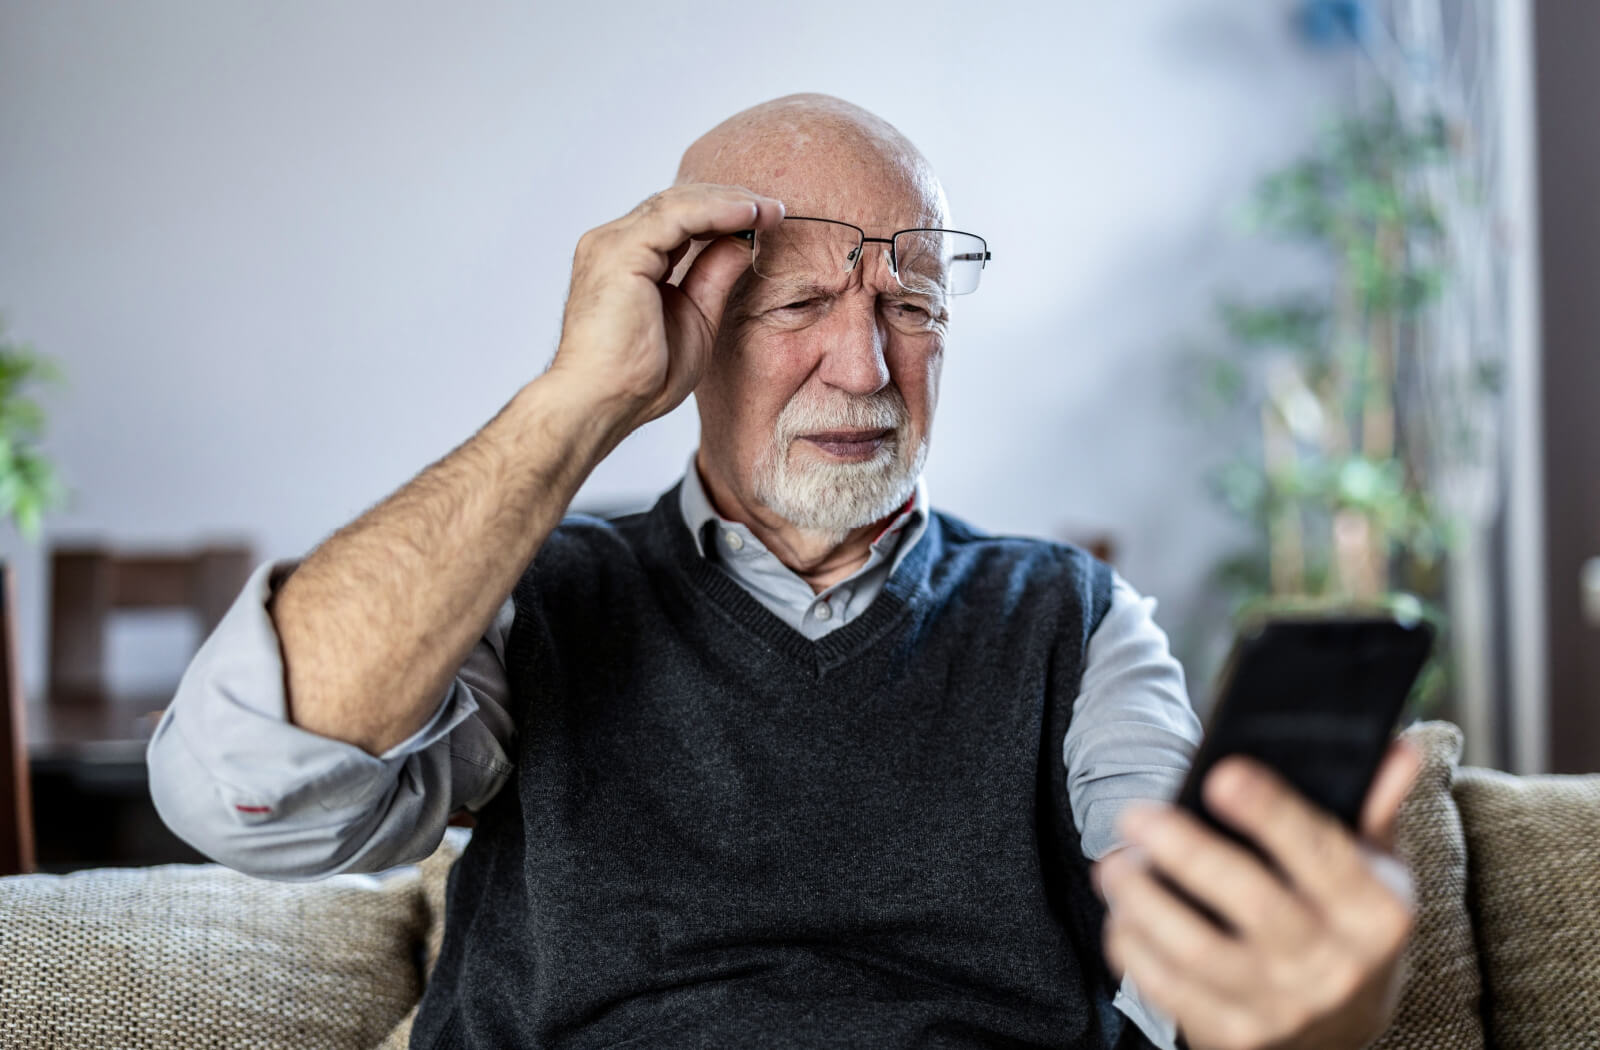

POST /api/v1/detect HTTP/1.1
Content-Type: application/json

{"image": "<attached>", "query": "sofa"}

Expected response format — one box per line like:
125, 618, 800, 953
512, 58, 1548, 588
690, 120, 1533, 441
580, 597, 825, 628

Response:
0, 722, 1595, 1049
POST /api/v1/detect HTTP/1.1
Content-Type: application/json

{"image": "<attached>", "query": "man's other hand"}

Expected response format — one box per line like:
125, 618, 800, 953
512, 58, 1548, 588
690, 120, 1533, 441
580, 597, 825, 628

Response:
1095, 740, 1422, 1050
550, 183, 784, 434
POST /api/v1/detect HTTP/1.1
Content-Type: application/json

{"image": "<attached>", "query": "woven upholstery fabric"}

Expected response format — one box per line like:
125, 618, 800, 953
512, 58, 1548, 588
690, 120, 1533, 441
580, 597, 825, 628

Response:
1453, 764, 1600, 1049
1368, 721, 1486, 1050
375, 828, 471, 1050
0, 862, 425, 1050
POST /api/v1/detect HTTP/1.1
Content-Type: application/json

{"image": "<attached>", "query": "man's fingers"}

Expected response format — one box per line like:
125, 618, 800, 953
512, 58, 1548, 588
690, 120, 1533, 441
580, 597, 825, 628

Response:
1360, 738, 1423, 852
1103, 914, 1264, 1050
621, 184, 784, 260
1115, 803, 1317, 948
1203, 758, 1412, 943
1204, 759, 1362, 895
1096, 849, 1256, 994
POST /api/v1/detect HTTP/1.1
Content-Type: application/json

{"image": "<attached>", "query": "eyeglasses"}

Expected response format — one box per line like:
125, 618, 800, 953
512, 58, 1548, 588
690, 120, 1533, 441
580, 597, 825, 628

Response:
732, 217, 991, 297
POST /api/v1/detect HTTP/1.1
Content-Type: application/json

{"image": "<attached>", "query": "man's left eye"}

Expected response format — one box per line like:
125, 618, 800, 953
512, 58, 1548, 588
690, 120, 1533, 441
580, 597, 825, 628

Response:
890, 301, 938, 322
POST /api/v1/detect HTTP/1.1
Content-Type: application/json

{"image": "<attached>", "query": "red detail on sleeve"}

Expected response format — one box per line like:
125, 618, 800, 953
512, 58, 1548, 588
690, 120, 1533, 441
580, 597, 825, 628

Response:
234, 804, 271, 814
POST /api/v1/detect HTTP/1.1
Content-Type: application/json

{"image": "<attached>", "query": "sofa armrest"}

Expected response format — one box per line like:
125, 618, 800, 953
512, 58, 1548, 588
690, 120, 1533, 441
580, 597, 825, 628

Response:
1453, 765, 1600, 1049
0, 861, 427, 1050
1368, 721, 1487, 1050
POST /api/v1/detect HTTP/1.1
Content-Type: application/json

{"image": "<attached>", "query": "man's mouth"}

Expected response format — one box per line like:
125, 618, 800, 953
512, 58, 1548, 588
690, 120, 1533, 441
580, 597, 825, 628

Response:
798, 428, 893, 461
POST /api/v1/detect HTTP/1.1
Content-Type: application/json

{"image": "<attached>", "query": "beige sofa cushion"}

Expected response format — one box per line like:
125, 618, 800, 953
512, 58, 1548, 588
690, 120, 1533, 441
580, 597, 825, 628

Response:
0, 862, 425, 1050
1453, 764, 1600, 1050
1369, 721, 1487, 1050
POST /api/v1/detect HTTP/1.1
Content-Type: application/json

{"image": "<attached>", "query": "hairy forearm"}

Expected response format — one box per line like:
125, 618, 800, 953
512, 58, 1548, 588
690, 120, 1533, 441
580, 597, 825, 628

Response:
272, 372, 632, 755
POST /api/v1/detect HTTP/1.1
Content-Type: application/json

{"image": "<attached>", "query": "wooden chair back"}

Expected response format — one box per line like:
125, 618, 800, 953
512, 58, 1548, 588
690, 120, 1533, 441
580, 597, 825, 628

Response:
48, 544, 252, 701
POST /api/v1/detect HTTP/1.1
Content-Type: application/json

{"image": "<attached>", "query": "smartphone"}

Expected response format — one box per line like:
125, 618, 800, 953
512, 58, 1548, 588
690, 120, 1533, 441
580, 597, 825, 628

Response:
1174, 610, 1435, 851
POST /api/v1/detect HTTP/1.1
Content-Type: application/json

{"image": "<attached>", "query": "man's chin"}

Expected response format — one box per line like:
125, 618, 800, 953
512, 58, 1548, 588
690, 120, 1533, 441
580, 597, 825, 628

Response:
772, 467, 915, 532
751, 429, 923, 536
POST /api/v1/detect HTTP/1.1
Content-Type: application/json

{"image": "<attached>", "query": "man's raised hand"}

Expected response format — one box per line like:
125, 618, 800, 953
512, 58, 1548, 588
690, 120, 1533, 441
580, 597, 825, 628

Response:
1096, 740, 1422, 1050
550, 183, 784, 435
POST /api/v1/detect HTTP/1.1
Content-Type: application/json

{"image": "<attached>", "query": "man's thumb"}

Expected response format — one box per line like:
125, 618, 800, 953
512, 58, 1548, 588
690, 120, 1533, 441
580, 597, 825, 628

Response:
1360, 737, 1423, 852
677, 236, 751, 333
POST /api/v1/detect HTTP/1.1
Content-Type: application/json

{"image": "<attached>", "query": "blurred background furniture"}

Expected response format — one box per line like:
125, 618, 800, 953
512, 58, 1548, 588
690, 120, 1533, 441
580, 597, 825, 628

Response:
28, 542, 252, 871
47, 543, 251, 700
1, 563, 35, 876
0, 722, 1594, 1049
1070, 532, 1116, 567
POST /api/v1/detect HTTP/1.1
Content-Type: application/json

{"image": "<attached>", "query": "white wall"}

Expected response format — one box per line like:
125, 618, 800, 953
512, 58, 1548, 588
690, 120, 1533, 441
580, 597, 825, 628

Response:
0, 0, 1352, 700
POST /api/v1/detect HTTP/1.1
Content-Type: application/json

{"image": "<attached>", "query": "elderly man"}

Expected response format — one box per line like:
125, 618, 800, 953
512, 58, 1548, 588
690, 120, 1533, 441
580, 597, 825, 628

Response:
149, 95, 1418, 1050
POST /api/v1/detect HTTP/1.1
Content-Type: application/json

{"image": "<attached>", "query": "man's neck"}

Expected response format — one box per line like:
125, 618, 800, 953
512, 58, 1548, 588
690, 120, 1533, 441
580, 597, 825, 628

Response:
694, 453, 892, 594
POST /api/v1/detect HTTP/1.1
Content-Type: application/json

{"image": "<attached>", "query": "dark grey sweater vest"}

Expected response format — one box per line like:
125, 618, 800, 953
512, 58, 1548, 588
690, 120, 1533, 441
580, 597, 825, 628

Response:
411, 486, 1148, 1049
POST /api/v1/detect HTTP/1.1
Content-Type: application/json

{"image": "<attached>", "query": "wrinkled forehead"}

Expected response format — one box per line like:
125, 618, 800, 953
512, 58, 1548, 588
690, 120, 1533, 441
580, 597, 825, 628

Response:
772, 161, 947, 235
677, 122, 949, 236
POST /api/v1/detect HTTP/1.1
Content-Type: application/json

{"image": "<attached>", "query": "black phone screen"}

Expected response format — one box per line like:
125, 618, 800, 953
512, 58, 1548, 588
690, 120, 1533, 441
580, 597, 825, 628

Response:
1174, 615, 1435, 840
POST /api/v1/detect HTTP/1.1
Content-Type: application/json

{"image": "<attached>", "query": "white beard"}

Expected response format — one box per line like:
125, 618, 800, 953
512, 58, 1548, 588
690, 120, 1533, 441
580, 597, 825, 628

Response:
752, 386, 927, 542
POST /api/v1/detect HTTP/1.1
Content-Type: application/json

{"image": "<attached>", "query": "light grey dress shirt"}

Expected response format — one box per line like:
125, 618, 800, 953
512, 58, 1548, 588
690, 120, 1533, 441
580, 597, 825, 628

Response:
147, 466, 1199, 1049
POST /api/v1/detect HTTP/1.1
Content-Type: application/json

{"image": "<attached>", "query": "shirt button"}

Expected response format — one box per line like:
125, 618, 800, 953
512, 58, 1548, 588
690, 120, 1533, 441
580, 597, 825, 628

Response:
813, 603, 833, 621
724, 531, 744, 551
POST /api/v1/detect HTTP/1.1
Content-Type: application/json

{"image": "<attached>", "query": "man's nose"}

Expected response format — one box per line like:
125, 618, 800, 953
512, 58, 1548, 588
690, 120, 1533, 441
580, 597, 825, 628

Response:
817, 293, 891, 396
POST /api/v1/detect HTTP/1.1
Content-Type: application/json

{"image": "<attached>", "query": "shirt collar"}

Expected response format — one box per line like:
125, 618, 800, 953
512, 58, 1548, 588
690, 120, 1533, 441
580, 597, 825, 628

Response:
677, 452, 928, 565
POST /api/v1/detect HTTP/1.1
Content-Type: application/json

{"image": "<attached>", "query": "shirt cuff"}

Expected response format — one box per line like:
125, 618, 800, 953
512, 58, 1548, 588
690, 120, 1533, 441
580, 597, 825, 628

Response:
152, 559, 478, 818
1115, 975, 1180, 1050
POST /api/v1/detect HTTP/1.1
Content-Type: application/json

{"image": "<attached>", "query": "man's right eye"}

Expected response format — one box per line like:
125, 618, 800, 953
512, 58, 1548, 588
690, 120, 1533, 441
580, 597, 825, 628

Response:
776, 299, 818, 312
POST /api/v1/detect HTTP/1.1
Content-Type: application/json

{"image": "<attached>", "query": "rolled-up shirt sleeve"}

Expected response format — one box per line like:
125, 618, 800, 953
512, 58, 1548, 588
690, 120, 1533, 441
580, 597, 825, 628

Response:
147, 559, 516, 881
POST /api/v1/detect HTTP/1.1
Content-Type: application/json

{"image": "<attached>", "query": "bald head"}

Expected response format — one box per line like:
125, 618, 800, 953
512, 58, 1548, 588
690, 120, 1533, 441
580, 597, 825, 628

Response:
677, 94, 949, 232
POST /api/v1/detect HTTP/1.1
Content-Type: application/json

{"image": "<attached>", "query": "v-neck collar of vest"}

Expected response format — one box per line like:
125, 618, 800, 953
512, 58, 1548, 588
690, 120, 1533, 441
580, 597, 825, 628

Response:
648, 482, 937, 673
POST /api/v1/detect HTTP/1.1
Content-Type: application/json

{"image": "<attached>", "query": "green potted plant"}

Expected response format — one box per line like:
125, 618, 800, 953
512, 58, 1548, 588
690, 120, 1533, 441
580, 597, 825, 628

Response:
1189, 98, 1501, 713
0, 319, 62, 540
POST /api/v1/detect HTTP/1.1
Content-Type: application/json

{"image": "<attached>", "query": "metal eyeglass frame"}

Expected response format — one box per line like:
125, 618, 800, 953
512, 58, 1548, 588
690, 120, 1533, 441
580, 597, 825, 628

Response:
731, 216, 992, 294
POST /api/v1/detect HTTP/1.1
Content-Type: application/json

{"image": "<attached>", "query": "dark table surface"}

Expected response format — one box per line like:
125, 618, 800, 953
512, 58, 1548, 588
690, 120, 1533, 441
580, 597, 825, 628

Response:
23, 690, 203, 870
24, 691, 168, 767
